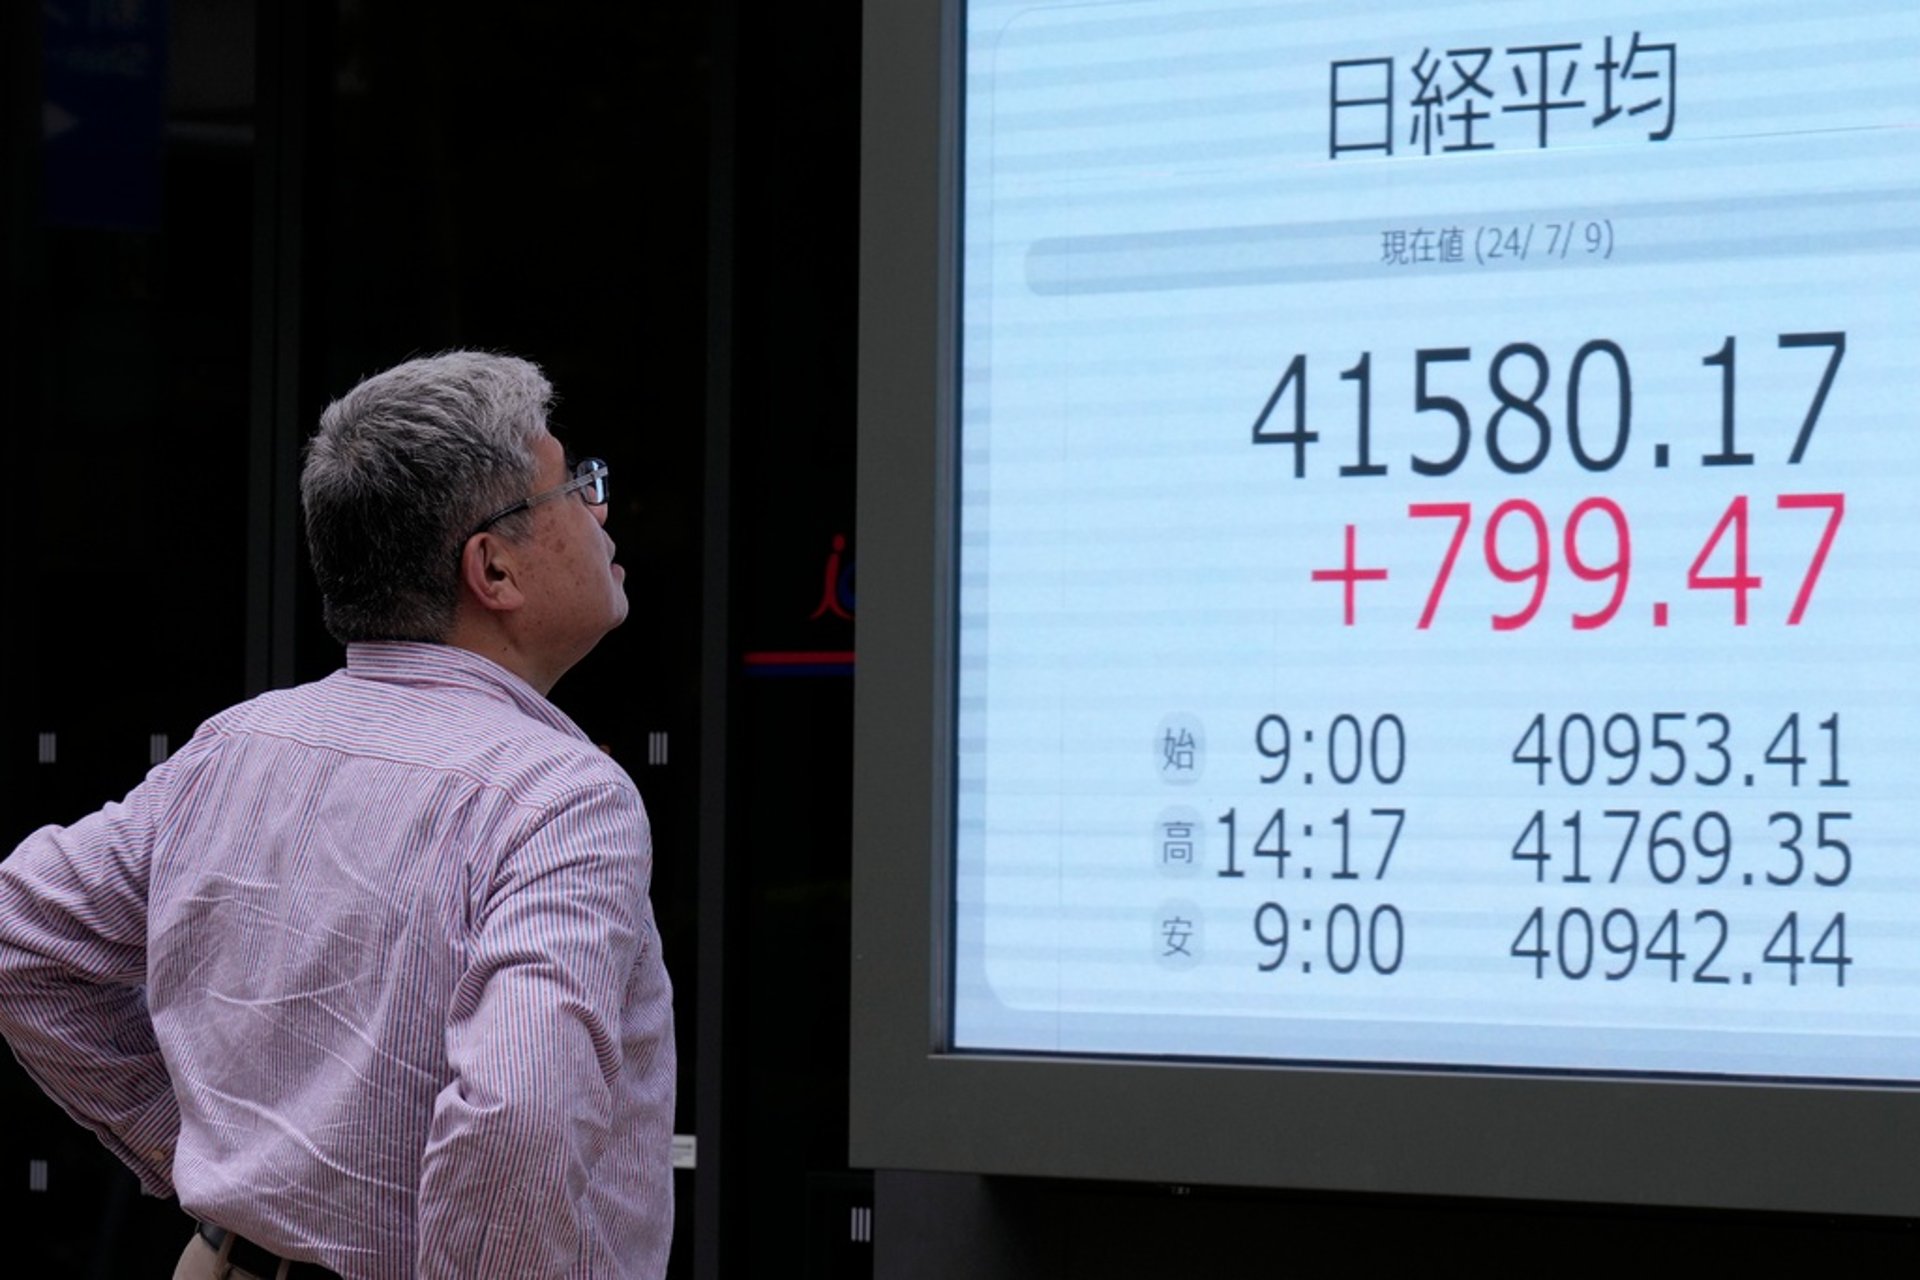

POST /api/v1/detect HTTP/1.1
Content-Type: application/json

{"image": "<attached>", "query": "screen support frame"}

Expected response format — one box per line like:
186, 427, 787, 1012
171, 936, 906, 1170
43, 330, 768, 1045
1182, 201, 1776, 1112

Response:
849, 0, 1920, 1218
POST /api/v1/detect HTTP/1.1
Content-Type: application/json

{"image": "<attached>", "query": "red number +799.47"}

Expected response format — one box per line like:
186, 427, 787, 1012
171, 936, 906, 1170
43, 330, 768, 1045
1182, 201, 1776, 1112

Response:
1310, 494, 1844, 629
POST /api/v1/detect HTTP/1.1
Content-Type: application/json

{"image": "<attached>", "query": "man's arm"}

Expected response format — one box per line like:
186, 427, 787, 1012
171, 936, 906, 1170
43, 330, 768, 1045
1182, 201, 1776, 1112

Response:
418, 780, 652, 1275
0, 771, 180, 1195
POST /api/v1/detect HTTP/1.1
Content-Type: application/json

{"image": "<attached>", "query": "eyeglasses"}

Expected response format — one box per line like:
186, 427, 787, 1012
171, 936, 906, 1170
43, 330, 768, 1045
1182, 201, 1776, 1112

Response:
468, 457, 609, 539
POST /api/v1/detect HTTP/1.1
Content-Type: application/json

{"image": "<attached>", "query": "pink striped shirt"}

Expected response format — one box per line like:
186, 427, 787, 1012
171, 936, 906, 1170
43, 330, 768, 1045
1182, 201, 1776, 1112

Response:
0, 642, 674, 1278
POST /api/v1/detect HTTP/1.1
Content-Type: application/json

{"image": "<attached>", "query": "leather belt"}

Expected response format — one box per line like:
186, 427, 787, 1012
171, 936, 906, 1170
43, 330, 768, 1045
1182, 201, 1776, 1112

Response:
196, 1221, 345, 1280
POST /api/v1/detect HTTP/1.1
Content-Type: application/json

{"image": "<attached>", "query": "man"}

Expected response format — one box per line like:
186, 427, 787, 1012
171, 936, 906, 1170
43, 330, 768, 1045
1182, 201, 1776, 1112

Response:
0, 352, 674, 1278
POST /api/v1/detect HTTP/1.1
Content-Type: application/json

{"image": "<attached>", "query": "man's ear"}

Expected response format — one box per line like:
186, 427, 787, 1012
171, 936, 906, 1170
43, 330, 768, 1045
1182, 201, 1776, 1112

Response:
459, 531, 528, 614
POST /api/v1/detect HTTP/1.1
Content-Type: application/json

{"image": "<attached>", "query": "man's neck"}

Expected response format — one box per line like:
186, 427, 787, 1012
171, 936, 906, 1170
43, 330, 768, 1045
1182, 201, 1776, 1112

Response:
442, 617, 562, 696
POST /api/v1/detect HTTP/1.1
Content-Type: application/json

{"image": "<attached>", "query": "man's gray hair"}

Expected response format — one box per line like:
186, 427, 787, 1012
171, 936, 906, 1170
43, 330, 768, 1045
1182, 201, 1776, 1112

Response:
302, 351, 552, 643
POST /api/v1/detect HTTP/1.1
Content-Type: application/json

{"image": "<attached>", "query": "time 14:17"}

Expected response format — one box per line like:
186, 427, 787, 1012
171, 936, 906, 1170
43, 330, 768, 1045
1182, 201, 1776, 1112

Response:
1216, 807, 1404, 879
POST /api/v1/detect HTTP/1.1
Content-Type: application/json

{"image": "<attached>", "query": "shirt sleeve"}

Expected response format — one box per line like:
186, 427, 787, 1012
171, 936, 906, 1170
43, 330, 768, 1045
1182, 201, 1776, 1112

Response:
0, 769, 180, 1195
417, 780, 652, 1276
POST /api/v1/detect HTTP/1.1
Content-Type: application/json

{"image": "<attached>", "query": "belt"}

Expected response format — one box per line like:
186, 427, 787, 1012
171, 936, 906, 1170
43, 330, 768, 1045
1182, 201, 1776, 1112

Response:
196, 1221, 345, 1280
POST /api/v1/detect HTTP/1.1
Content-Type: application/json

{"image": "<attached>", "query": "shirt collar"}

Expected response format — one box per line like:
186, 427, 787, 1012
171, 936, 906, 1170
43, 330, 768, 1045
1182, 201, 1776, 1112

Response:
342, 641, 591, 742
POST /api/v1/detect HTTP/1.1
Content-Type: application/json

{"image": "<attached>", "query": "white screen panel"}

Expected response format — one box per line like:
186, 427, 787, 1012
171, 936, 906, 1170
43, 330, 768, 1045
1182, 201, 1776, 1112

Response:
952, 0, 1920, 1083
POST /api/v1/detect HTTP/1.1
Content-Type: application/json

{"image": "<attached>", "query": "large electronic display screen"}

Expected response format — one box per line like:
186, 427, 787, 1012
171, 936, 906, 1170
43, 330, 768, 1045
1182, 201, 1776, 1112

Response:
949, 0, 1920, 1085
